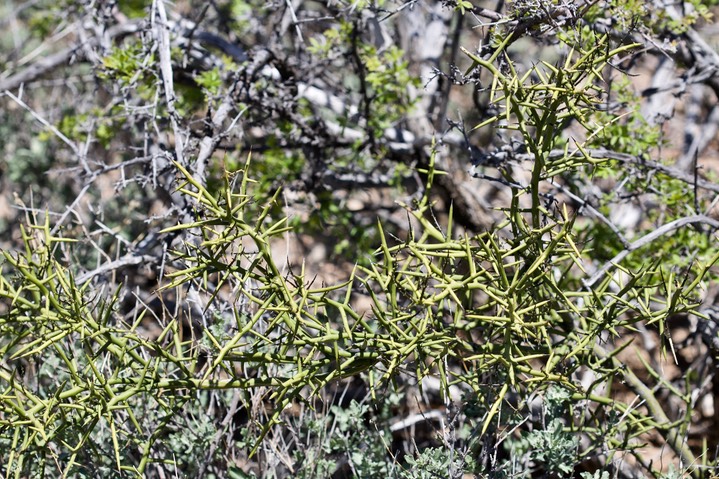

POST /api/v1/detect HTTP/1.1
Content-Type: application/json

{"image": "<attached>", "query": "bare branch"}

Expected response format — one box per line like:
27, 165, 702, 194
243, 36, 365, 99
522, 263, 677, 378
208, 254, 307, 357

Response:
0, 21, 141, 92
584, 215, 719, 288
75, 254, 159, 286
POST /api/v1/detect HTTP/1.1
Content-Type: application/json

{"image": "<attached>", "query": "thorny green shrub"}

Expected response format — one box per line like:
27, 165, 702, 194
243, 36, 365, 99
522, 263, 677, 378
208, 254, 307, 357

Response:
4, 4, 719, 479
1, 85, 716, 479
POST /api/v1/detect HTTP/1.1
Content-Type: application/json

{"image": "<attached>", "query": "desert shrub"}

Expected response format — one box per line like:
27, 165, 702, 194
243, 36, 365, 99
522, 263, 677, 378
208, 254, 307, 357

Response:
2, 1, 719, 478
